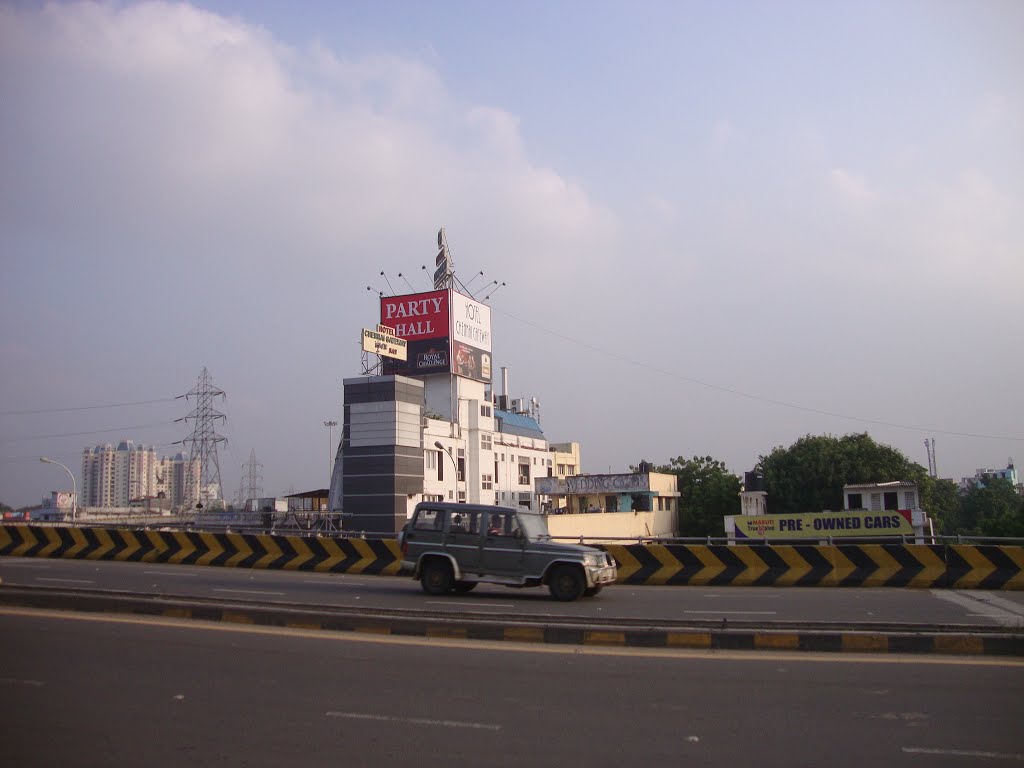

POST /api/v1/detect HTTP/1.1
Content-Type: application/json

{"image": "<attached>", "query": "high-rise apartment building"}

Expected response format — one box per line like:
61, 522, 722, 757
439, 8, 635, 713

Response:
81, 442, 199, 510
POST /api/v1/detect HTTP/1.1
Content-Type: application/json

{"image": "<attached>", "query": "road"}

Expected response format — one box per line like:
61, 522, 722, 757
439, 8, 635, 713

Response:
2, 556, 1023, 628
1, 608, 1021, 768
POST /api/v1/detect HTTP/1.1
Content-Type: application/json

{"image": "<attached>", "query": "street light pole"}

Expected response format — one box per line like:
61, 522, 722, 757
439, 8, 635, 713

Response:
40, 456, 77, 524
324, 421, 338, 486
433, 441, 461, 501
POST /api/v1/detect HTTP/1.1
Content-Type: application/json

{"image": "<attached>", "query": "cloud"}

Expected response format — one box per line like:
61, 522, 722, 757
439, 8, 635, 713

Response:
0, 1, 615, 282
829, 167, 874, 205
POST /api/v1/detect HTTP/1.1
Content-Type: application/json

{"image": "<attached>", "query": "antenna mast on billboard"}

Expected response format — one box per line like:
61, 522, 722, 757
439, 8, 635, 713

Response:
434, 228, 454, 290
175, 367, 227, 511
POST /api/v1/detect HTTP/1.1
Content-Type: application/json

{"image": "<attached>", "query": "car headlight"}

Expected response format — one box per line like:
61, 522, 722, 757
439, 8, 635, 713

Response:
584, 553, 602, 567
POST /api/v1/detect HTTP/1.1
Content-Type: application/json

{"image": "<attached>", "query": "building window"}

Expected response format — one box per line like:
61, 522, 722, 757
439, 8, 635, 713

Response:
480, 404, 492, 417
482, 473, 493, 490
518, 458, 530, 486
566, 465, 576, 476
481, 433, 492, 451
847, 493, 863, 509
870, 493, 881, 511
425, 451, 437, 470
557, 464, 565, 474
905, 491, 916, 509
518, 492, 532, 509
883, 492, 898, 510
457, 491, 466, 503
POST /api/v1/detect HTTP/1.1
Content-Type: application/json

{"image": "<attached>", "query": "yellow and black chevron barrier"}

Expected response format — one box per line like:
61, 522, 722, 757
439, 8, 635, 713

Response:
0, 524, 402, 575
599, 542, 1024, 590
1, 525, 1021, 589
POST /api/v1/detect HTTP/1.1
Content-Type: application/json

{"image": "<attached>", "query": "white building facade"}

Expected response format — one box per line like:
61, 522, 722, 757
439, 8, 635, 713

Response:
81, 442, 198, 510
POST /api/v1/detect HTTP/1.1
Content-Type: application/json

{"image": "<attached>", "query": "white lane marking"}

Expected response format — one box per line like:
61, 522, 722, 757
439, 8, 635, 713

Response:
902, 747, 1024, 761
37, 577, 94, 585
326, 711, 501, 731
0, 562, 51, 569
212, 588, 285, 597
684, 610, 777, 615
425, 601, 516, 609
930, 590, 1024, 627
143, 570, 198, 577
703, 593, 780, 599
0, 678, 46, 687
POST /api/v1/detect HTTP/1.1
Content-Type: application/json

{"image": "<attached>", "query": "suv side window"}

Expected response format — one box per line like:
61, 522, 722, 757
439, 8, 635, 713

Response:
449, 510, 480, 535
413, 508, 444, 532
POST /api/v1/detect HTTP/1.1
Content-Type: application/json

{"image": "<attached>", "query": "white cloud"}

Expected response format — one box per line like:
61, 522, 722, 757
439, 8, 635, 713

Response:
829, 167, 874, 205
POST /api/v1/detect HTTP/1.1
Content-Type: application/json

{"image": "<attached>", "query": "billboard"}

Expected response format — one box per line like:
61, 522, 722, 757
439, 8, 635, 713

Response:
732, 509, 914, 539
361, 326, 408, 361
380, 289, 492, 382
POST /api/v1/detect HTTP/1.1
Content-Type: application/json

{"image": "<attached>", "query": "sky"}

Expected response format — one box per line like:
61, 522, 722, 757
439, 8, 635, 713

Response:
1, 0, 1022, 508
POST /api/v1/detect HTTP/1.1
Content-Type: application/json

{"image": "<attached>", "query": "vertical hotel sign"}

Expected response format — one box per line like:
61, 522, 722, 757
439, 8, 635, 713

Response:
380, 289, 492, 383
450, 291, 491, 382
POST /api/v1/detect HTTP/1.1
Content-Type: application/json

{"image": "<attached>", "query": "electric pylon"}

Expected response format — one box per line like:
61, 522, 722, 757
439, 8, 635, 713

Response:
176, 367, 227, 511
242, 448, 264, 504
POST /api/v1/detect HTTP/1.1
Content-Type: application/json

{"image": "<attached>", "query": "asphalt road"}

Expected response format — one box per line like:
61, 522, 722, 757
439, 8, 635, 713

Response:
1, 608, 1021, 768
2, 556, 1023, 628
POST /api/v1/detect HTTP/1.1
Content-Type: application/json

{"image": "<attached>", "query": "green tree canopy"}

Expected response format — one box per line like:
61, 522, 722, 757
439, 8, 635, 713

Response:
758, 433, 931, 515
955, 478, 1024, 537
653, 456, 741, 537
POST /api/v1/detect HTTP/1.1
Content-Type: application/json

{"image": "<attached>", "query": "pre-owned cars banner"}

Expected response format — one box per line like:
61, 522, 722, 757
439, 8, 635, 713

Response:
734, 509, 914, 539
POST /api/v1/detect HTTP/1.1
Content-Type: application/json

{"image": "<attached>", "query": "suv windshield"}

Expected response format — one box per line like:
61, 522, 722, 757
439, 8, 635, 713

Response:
516, 510, 550, 542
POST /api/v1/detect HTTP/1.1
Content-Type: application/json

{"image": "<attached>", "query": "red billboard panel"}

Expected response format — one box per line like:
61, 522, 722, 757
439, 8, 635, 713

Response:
380, 290, 452, 377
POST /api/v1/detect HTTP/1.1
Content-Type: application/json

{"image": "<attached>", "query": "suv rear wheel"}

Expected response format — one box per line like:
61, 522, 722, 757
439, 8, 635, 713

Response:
548, 565, 586, 602
420, 558, 453, 595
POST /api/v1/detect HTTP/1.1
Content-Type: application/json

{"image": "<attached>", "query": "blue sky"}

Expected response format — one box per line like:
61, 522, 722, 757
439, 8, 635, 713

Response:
1, 1, 1021, 507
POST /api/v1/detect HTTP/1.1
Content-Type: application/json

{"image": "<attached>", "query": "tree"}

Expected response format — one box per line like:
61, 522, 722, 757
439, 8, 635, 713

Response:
654, 456, 741, 537
955, 478, 1024, 537
758, 433, 929, 515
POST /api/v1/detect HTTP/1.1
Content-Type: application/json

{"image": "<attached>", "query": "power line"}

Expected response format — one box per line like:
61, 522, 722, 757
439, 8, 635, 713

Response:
497, 308, 1024, 443
0, 397, 178, 416
0, 421, 179, 444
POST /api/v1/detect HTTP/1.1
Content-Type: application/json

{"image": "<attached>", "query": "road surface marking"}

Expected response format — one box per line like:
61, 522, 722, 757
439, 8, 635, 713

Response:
4, 607, 1023, 668
37, 577, 94, 585
426, 601, 516, 609
902, 747, 1024, 761
144, 570, 198, 577
326, 711, 501, 731
0, 677, 46, 687
930, 590, 1024, 627
212, 588, 285, 597
0, 562, 51, 568
684, 610, 777, 615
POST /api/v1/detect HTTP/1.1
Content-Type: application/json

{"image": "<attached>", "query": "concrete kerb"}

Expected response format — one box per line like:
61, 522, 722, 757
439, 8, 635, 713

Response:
0, 586, 1020, 658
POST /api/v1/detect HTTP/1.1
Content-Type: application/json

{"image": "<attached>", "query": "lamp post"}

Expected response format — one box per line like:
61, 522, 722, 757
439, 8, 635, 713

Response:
324, 421, 338, 486
433, 441, 461, 500
40, 456, 77, 524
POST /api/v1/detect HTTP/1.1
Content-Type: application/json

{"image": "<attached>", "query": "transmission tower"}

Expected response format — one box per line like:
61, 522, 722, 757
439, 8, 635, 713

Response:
241, 448, 264, 504
176, 367, 227, 511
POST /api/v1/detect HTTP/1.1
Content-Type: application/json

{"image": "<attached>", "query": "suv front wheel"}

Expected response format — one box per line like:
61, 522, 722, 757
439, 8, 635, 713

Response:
420, 558, 454, 595
548, 565, 586, 602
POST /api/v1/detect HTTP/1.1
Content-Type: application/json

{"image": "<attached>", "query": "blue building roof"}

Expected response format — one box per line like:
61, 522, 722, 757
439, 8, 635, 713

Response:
495, 409, 545, 439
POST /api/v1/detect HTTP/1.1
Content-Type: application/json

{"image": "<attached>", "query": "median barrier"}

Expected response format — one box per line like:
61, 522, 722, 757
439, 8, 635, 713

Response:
1, 524, 1021, 589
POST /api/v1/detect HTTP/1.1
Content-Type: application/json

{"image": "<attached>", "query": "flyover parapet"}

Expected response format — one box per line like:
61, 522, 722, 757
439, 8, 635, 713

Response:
1, 524, 1021, 589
